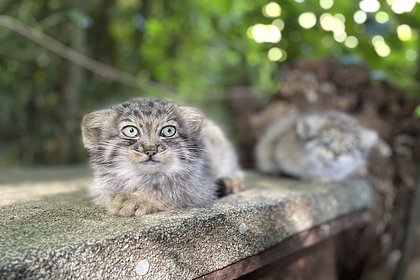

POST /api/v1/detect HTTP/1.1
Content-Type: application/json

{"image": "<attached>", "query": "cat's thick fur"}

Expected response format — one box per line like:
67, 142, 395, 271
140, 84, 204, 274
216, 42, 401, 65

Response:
82, 97, 244, 216
256, 111, 378, 182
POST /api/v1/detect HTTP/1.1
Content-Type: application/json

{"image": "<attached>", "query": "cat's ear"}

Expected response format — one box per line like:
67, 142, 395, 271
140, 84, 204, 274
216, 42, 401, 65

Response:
178, 106, 205, 133
295, 115, 325, 138
360, 128, 378, 151
81, 108, 116, 149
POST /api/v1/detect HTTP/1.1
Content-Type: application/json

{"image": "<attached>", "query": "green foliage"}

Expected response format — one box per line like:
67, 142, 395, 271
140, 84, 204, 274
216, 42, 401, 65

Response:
415, 105, 420, 118
0, 0, 419, 164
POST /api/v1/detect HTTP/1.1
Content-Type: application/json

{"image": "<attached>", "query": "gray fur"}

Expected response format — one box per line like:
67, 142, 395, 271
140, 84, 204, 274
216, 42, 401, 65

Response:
255, 111, 378, 182
81, 97, 243, 213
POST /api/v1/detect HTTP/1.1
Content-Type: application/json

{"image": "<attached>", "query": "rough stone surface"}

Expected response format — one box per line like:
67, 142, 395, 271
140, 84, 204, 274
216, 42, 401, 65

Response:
0, 169, 372, 280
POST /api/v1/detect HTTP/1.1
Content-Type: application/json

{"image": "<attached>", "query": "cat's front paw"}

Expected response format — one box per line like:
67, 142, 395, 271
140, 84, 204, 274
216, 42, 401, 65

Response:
109, 193, 164, 217
217, 176, 245, 195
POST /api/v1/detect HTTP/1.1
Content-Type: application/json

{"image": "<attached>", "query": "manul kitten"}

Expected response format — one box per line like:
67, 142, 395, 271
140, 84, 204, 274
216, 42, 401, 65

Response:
255, 111, 378, 182
81, 97, 244, 216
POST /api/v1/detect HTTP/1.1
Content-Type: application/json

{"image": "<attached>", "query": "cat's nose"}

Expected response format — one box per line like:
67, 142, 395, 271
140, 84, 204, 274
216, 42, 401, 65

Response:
144, 148, 158, 157
142, 144, 161, 157
332, 149, 341, 159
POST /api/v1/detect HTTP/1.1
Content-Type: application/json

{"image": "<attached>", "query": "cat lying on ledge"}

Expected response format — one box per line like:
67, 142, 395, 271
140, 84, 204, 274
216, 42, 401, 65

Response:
255, 111, 380, 183
81, 97, 244, 216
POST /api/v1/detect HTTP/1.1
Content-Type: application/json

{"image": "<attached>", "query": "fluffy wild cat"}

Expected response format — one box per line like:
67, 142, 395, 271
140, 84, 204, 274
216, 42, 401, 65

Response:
255, 111, 378, 182
81, 97, 244, 216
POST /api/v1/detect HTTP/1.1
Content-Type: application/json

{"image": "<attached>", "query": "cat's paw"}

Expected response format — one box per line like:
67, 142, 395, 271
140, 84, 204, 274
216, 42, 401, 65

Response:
109, 193, 164, 217
217, 176, 245, 195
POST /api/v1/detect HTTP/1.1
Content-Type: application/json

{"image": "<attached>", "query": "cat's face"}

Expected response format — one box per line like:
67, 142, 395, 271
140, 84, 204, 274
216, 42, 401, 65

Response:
303, 127, 363, 179
81, 98, 205, 176
296, 113, 377, 180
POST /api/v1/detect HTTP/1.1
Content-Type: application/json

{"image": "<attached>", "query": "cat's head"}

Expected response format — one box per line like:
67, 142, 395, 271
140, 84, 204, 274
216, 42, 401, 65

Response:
81, 98, 205, 175
295, 111, 377, 180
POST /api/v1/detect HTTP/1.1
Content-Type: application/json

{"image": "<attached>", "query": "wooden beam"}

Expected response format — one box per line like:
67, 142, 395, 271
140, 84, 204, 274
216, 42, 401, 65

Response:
197, 209, 371, 280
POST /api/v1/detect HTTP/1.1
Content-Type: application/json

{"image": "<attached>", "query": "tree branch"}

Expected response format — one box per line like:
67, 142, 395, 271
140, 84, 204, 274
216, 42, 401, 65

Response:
0, 15, 175, 95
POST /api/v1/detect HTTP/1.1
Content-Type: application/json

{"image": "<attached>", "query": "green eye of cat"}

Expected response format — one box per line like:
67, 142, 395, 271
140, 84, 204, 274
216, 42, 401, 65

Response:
322, 134, 334, 145
121, 126, 139, 138
160, 125, 177, 137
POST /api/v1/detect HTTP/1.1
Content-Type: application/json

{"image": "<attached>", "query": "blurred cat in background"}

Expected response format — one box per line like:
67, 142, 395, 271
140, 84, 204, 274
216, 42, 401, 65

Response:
255, 111, 379, 182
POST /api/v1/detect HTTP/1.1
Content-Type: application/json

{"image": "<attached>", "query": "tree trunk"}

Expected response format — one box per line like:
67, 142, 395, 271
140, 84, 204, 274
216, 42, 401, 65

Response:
60, 2, 86, 163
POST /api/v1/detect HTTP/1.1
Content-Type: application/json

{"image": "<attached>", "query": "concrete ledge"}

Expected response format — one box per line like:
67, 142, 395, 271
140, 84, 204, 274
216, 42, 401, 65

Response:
0, 171, 372, 279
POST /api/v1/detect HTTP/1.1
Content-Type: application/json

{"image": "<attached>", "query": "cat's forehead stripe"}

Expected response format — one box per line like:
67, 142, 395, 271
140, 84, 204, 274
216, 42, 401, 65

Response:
121, 99, 176, 116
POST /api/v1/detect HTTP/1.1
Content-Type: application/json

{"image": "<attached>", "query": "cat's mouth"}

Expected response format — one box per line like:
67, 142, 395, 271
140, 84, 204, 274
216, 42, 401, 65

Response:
139, 158, 161, 164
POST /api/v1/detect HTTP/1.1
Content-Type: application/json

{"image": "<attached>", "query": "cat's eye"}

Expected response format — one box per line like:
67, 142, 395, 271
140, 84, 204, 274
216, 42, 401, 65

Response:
121, 126, 139, 138
160, 125, 177, 138
322, 134, 334, 146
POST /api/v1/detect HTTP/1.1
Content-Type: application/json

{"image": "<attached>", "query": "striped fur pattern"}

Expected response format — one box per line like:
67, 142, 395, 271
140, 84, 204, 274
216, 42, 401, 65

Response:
81, 97, 243, 216
256, 111, 378, 182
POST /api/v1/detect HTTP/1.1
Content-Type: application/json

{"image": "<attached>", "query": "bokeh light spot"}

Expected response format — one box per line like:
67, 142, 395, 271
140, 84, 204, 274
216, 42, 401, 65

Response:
320, 13, 335, 31
359, 0, 380, 13
263, 2, 282, 18
37, 53, 50, 67
388, 0, 416, 14
272, 18, 285, 31
298, 12, 317, 29
320, 13, 346, 38
375, 11, 389, 23
354, 11, 367, 24
320, 0, 334, 10
372, 35, 384, 44
344, 36, 359, 48
267, 47, 283, 61
405, 49, 418, 61
397, 24, 412, 41
372, 36, 391, 57
334, 13, 345, 24
249, 24, 282, 43
334, 31, 347, 43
